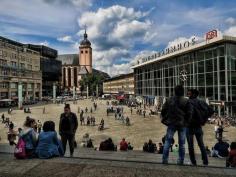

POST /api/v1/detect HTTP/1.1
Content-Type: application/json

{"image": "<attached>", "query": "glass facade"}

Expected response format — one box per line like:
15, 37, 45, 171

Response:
134, 42, 236, 116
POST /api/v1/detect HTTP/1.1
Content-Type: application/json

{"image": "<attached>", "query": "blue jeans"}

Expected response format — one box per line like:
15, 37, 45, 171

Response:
162, 126, 186, 164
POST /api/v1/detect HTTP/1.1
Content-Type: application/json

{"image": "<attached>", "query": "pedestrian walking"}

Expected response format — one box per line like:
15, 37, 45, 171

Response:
43, 107, 46, 114
37, 120, 42, 133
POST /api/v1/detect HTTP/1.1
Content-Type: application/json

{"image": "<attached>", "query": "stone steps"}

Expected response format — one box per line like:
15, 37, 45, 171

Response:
0, 144, 226, 167
0, 153, 235, 177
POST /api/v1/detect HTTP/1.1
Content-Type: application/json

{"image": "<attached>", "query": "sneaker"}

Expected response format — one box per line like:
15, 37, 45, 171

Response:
70, 154, 74, 157
177, 160, 184, 165
162, 160, 168, 165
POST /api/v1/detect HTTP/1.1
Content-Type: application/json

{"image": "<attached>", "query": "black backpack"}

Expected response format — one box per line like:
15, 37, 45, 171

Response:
191, 99, 214, 126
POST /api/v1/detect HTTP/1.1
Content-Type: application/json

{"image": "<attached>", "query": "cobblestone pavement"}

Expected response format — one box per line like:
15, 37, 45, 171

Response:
0, 99, 236, 151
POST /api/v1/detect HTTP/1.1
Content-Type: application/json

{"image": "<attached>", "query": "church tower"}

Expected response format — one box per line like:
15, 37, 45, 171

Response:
79, 29, 92, 73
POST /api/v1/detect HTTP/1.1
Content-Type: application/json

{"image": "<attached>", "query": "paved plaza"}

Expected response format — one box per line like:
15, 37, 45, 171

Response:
0, 99, 236, 151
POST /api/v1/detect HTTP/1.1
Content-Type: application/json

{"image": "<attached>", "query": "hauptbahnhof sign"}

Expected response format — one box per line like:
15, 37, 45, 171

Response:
138, 30, 218, 65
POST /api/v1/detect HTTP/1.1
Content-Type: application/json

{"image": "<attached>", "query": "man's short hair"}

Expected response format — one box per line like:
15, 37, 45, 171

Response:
174, 85, 184, 96
64, 104, 70, 109
192, 89, 199, 97
230, 142, 236, 150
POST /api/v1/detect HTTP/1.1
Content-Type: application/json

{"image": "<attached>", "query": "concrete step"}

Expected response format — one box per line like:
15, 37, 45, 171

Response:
0, 153, 235, 177
0, 144, 226, 167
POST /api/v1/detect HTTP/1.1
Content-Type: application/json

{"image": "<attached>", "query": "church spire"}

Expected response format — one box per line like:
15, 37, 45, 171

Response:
80, 25, 91, 46
84, 26, 88, 39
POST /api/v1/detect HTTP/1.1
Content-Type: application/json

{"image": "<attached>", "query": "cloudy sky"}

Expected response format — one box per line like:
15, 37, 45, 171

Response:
0, 0, 236, 76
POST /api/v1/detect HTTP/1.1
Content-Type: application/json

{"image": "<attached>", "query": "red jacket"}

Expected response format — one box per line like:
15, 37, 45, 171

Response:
120, 140, 128, 151
228, 150, 236, 167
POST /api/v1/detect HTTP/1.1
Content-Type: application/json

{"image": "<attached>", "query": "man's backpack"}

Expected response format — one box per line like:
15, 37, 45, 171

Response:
14, 138, 26, 159
191, 99, 214, 126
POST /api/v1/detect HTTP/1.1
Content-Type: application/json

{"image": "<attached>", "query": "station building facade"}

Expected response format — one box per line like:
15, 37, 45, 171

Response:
132, 30, 236, 116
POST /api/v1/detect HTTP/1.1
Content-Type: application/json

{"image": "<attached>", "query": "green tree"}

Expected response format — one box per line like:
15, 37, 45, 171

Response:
79, 73, 106, 96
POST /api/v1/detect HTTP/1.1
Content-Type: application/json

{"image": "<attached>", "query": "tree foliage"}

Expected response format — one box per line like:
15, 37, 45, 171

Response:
79, 73, 106, 96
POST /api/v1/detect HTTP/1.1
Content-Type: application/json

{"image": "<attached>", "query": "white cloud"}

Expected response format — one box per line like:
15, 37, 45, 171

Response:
57, 35, 73, 42
39, 41, 49, 46
185, 8, 222, 25
0, 0, 79, 37
71, 0, 92, 9
43, 0, 92, 11
93, 47, 130, 68
76, 5, 152, 76
225, 17, 236, 25
97, 50, 156, 76
224, 26, 236, 36
72, 42, 80, 50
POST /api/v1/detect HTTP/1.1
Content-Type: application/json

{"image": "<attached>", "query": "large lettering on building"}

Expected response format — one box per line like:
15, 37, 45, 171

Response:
141, 37, 197, 64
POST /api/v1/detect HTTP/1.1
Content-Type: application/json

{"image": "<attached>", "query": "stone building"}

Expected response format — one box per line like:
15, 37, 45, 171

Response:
26, 44, 61, 96
103, 73, 134, 95
0, 36, 42, 100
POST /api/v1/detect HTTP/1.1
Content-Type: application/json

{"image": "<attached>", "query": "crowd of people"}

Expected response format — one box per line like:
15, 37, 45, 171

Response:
0, 89, 235, 168
78, 103, 105, 130
98, 137, 133, 151
106, 103, 131, 126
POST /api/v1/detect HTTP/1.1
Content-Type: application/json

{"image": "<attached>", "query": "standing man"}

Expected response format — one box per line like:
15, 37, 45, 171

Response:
1, 114, 5, 123
143, 110, 146, 118
59, 104, 78, 157
43, 107, 46, 114
161, 85, 192, 165
186, 89, 214, 166
37, 120, 42, 133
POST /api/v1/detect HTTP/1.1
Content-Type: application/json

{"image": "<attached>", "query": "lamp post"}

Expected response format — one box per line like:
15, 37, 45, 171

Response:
53, 82, 56, 104
73, 86, 76, 100
86, 85, 89, 99
18, 82, 23, 109
96, 84, 98, 97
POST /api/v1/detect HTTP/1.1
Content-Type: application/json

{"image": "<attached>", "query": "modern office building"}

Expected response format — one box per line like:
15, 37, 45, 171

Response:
26, 44, 61, 96
131, 30, 236, 115
0, 36, 42, 101
103, 73, 134, 95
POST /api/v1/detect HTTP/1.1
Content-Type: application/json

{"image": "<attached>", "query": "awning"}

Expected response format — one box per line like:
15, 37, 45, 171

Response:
0, 99, 13, 102
117, 95, 125, 100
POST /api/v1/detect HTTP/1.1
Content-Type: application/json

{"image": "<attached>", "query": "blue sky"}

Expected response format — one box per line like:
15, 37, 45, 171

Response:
0, 0, 236, 75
